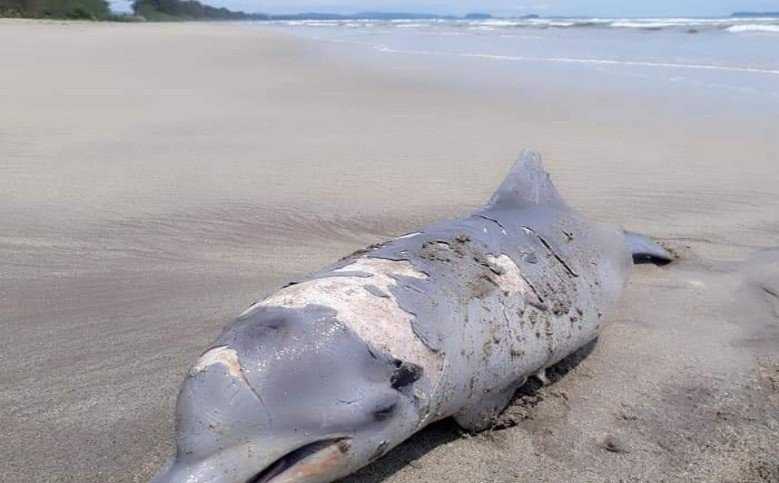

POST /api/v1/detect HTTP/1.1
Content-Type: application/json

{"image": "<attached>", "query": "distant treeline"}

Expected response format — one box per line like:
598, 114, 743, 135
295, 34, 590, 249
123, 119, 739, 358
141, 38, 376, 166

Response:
0, 0, 498, 22
264, 12, 497, 21
0, 0, 111, 19
731, 11, 779, 17
0, 0, 265, 20
131, 0, 267, 21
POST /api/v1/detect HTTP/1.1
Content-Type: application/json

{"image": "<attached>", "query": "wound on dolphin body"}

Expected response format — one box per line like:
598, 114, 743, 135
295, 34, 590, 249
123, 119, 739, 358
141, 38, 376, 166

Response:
254, 257, 445, 389
486, 254, 533, 296
191, 346, 243, 379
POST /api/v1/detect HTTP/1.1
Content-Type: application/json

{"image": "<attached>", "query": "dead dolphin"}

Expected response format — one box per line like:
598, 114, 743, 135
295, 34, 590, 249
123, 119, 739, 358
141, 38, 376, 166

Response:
151, 150, 671, 483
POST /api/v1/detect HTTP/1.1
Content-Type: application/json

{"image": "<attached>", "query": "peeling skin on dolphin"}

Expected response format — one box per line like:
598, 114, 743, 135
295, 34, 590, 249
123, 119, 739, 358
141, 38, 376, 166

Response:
256, 258, 444, 386
486, 254, 532, 296
191, 346, 242, 379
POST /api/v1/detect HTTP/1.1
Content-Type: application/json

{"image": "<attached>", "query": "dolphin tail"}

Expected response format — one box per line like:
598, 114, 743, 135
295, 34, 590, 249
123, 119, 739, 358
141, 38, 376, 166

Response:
484, 150, 566, 211
624, 231, 674, 265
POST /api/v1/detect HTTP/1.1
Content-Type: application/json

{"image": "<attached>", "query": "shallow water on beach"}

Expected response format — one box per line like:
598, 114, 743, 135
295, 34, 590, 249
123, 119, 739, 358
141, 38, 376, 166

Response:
272, 17, 779, 113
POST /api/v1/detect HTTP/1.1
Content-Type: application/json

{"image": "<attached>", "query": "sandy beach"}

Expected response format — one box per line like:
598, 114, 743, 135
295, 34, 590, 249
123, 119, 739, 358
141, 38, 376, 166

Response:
1, 20, 777, 482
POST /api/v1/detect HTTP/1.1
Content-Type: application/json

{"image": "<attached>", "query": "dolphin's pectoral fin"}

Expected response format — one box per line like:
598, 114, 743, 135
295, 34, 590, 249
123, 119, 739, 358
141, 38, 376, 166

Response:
624, 231, 674, 265
453, 378, 526, 432
534, 367, 551, 386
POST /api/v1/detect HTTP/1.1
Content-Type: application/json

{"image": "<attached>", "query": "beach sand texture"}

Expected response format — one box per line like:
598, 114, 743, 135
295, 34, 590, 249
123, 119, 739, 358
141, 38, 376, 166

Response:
1, 20, 777, 482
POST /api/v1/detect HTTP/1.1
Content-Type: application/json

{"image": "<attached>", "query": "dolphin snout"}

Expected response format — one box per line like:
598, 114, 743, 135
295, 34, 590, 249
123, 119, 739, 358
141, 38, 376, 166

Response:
155, 345, 358, 483
247, 438, 352, 483
150, 438, 353, 483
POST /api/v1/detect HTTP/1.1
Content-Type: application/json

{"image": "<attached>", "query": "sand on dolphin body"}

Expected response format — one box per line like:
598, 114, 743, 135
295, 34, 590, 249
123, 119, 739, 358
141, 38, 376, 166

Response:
0, 20, 778, 483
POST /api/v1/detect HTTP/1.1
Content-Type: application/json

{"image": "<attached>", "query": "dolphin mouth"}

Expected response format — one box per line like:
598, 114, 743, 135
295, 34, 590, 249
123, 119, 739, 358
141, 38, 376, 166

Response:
248, 438, 352, 483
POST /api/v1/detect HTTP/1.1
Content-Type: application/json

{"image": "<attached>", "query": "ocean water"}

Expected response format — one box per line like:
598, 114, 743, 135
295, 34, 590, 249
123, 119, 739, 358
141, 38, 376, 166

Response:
271, 15, 779, 34
268, 17, 779, 111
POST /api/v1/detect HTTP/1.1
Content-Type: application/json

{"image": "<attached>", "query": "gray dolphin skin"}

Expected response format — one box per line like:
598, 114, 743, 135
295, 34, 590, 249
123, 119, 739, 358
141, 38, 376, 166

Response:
151, 150, 672, 483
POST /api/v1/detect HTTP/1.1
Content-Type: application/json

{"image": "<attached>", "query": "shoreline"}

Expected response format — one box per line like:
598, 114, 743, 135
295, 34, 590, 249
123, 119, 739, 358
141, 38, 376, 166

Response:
1, 21, 777, 482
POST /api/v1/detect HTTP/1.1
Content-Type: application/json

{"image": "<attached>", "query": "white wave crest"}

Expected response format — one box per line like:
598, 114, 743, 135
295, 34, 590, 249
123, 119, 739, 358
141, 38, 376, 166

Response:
611, 21, 677, 29
727, 24, 779, 33
479, 19, 523, 27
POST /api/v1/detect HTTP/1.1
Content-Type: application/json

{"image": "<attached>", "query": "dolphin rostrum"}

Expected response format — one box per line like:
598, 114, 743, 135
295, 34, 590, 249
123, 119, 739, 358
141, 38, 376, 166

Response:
151, 150, 671, 483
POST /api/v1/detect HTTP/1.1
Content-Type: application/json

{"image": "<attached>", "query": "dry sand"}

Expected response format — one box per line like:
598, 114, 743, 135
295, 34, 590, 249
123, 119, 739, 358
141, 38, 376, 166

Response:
1, 20, 777, 482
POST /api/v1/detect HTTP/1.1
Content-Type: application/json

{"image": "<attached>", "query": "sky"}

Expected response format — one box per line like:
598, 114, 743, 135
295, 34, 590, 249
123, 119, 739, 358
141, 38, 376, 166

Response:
115, 0, 779, 16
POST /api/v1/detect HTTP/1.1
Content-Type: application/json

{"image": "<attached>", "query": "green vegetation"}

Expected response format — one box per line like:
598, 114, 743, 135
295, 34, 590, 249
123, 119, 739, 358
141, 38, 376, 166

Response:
0, 0, 265, 20
0, 3, 505, 23
0, 0, 111, 19
131, 0, 267, 21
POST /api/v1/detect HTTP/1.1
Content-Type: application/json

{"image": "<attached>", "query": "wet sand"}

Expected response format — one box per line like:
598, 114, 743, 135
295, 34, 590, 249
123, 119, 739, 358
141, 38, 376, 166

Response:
1, 20, 777, 482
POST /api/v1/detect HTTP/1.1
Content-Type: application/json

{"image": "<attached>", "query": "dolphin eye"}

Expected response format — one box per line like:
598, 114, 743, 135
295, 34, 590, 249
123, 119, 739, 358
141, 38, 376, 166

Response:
390, 360, 423, 390
373, 400, 397, 421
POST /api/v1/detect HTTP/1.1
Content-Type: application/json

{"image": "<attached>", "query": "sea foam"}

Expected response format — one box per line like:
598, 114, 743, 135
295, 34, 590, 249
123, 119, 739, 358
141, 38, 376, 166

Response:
727, 24, 779, 33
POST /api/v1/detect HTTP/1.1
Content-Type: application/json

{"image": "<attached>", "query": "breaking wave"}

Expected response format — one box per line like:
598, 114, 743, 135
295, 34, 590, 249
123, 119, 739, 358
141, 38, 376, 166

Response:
272, 16, 779, 34
727, 24, 779, 33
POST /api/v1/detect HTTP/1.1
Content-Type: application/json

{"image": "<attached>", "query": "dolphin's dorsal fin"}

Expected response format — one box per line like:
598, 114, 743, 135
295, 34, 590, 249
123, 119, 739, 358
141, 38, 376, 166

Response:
484, 150, 565, 211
